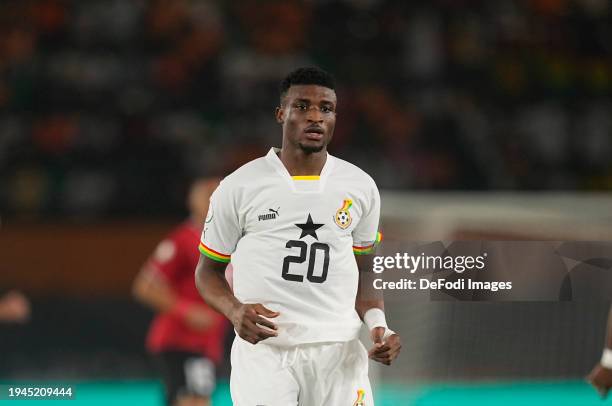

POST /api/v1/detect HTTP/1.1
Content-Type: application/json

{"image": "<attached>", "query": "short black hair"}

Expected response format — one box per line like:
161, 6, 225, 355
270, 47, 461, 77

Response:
279, 67, 336, 99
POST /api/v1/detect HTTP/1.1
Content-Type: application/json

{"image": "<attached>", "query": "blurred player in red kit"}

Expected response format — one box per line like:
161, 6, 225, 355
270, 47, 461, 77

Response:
133, 178, 229, 406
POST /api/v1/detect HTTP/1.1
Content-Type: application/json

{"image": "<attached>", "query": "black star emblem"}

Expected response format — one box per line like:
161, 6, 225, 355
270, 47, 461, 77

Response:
295, 214, 324, 240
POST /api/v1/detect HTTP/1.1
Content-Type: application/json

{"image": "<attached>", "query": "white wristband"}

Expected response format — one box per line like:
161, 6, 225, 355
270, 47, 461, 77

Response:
364, 308, 388, 330
383, 328, 396, 340
602, 348, 612, 369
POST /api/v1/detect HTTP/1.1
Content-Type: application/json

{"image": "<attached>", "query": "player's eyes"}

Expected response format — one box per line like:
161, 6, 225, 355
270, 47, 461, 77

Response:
293, 103, 334, 113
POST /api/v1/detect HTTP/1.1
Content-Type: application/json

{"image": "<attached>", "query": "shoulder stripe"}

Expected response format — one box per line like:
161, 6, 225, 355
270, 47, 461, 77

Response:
198, 242, 231, 263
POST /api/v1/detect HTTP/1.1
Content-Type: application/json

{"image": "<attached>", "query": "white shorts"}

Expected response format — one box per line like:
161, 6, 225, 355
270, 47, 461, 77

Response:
230, 337, 374, 406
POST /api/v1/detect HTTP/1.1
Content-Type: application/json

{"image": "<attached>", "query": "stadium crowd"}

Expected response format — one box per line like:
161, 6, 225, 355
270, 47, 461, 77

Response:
1, 0, 611, 221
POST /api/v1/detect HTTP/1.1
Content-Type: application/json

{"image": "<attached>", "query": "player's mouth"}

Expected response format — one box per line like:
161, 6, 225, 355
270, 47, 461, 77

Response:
304, 126, 324, 141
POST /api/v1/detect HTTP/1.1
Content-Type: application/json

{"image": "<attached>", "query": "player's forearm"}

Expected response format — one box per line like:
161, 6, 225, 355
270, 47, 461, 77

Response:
195, 255, 241, 320
355, 254, 384, 320
356, 299, 384, 320
132, 266, 178, 313
356, 287, 384, 320
134, 281, 177, 313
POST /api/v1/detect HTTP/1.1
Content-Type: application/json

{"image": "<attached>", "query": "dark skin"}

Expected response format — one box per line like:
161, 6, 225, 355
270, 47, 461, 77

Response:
195, 84, 401, 365
587, 306, 612, 398
275, 84, 337, 174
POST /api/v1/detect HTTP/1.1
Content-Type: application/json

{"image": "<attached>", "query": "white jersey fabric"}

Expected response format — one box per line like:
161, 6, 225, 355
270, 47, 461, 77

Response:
199, 147, 381, 346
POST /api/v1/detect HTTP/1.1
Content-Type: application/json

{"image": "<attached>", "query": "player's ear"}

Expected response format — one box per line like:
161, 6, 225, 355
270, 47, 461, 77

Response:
275, 106, 284, 124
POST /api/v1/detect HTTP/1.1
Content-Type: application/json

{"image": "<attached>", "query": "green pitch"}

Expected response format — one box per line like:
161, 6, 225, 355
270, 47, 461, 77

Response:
0, 380, 606, 405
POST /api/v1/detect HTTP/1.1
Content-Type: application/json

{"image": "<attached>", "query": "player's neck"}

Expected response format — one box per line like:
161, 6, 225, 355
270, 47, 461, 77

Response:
278, 147, 327, 176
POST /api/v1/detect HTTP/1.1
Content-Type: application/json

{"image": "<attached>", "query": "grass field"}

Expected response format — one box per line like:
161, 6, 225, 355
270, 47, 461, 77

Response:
0, 379, 607, 405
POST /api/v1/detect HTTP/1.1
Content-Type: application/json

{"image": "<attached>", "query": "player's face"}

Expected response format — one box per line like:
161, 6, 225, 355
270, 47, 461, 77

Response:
276, 85, 337, 154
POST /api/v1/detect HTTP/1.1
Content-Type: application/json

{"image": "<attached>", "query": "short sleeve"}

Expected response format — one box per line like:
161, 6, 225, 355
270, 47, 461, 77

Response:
198, 181, 241, 263
149, 238, 182, 282
352, 180, 382, 255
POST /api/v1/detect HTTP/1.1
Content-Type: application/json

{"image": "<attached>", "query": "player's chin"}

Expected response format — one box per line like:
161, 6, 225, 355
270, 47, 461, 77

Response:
298, 141, 325, 154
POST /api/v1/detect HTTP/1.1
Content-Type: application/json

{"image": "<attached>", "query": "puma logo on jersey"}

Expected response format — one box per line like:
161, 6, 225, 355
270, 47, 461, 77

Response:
258, 207, 280, 221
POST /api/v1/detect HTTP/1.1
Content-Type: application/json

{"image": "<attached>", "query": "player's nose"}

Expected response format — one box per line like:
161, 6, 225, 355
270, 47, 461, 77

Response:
306, 106, 323, 123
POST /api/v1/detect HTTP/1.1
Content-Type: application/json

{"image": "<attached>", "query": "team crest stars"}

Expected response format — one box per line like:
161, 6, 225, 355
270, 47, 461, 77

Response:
295, 214, 324, 240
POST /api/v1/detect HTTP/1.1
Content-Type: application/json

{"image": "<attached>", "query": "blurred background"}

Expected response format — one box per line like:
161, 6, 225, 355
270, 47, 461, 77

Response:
1, 0, 612, 405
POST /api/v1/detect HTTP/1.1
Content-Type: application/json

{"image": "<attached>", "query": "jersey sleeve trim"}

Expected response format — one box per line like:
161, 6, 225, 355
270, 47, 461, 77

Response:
198, 242, 231, 263
353, 231, 383, 255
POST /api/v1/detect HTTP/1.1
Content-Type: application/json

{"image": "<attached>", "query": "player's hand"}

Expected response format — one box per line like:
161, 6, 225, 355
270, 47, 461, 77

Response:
587, 363, 612, 398
183, 304, 215, 331
229, 303, 279, 345
0, 290, 30, 323
368, 327, 401, 366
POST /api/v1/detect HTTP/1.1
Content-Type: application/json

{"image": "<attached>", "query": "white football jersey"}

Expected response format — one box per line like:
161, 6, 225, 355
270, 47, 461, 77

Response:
199, 148, 381, 346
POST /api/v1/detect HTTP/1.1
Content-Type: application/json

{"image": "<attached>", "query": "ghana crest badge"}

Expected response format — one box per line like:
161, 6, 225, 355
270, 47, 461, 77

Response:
352, 389, 366, 406
334, 199, 353, 229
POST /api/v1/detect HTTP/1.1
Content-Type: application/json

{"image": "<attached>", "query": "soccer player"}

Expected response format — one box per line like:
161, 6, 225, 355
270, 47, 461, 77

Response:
133, 178, 229, 406
588, 305, 612, 398
195, 67, 401, 406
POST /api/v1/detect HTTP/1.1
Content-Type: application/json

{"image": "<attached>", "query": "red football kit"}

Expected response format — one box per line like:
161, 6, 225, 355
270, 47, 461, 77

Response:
145, 221, 228, 364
